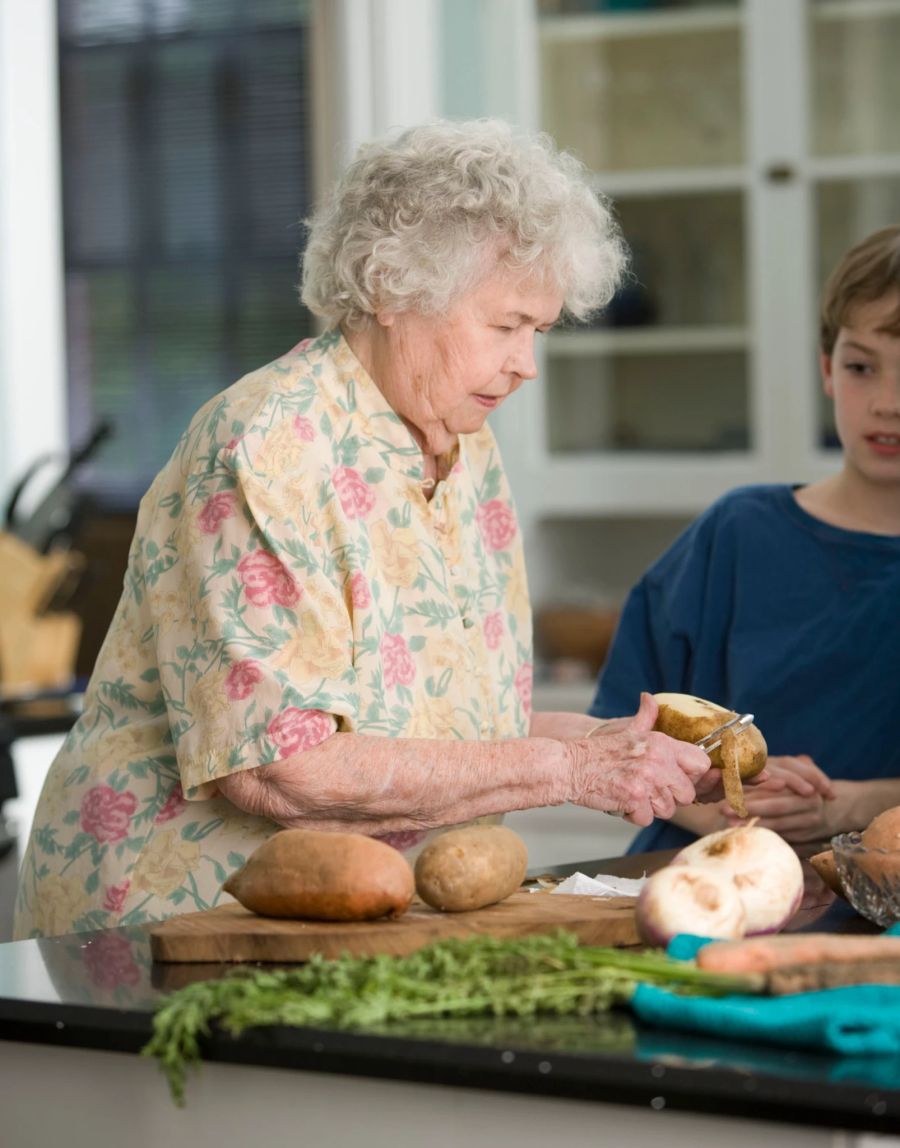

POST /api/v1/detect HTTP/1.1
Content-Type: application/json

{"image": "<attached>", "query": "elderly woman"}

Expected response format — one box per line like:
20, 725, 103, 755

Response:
15, 120, 714, 939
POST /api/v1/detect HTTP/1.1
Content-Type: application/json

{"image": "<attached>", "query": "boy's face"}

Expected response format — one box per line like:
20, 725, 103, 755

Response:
821, 293, 900, 483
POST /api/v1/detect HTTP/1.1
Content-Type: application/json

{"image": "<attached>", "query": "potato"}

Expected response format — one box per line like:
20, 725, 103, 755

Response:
861, 805, 900, 852
414, 825, 528, 912
222, 829, 415, 921
809, 849, 844, 897
653, 692, 768, 780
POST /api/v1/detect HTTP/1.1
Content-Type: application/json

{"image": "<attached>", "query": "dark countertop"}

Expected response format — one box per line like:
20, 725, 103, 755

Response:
1, 853, 899, 1133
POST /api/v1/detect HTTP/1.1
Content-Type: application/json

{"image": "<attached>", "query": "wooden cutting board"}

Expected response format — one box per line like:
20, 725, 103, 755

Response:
150, 891, 640, 963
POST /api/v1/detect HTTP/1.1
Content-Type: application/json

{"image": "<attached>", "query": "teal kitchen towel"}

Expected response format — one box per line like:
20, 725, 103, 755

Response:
631, 983, 900, 1055
632, 923, 900, 1055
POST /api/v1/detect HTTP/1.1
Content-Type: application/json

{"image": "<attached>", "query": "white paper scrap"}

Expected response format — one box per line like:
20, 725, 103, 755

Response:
551, 872, 647, 897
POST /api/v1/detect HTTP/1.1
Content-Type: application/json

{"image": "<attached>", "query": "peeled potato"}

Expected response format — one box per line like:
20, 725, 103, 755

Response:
223, 829, 415, 921
653, 692, 768, 780
861, 805, 900, 852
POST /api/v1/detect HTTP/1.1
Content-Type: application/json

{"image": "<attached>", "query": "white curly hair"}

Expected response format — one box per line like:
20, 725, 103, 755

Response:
300, 119, 628, 329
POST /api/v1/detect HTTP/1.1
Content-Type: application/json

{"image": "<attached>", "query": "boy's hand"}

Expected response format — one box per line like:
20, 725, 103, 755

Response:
750, 754, 836, 799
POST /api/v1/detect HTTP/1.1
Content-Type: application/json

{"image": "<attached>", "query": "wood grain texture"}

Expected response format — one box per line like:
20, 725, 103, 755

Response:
149, 891, 640, 963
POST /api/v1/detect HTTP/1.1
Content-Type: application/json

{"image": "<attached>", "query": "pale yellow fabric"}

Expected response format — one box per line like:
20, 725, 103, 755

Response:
15, 330, 533, 938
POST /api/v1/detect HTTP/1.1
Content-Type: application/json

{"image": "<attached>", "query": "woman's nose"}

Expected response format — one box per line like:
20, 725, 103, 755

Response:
509, 333, 538, 380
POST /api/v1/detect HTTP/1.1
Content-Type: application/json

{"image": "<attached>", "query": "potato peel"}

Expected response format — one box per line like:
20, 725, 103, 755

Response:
720, 727, 748, 818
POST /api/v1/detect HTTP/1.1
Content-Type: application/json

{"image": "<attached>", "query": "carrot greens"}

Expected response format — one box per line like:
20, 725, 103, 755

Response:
143, 929, 762, 1104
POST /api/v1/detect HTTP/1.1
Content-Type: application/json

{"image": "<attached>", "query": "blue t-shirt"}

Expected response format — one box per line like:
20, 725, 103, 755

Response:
589, 484, 900, 855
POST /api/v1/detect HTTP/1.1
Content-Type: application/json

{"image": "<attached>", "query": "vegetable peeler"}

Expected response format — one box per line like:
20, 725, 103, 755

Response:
695, 713, 754, 755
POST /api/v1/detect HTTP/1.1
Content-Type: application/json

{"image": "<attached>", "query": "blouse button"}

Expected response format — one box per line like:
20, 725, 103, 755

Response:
461, 616, 475, 629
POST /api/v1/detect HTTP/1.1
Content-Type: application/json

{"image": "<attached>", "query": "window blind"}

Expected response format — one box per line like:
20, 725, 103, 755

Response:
59, 0, 314, 506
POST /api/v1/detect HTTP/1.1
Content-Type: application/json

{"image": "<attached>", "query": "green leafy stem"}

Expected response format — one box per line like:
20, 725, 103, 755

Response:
142, 930, 761, 1105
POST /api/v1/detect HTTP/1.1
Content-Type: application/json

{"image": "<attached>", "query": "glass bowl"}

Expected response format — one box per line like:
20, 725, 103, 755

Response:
832, 832, 900, 928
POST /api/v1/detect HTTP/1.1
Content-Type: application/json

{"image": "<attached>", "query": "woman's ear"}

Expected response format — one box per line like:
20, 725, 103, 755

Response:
374, 308, 396, 328
820, 350, 835, 398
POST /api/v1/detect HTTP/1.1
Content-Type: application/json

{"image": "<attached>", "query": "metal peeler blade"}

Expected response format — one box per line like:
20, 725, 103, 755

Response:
696, 712, 754, 755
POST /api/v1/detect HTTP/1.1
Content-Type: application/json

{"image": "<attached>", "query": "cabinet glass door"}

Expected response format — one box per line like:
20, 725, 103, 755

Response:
538, 0, 750, 456
809, 0, 900, 448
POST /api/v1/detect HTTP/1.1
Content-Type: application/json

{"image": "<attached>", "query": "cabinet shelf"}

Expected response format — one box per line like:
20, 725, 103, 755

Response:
539, 6, 742, 43
809, 153, 900, 181
815, 0, 900, 22
523, 456, 768, 518
547, 326, 749, 358
590, 167, 747, 197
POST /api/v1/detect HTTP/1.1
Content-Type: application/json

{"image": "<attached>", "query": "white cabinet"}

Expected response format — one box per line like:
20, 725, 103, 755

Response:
492, 0, 900, 604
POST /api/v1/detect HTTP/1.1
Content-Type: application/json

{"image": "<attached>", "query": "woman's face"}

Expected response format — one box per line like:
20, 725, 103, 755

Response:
822, 293, 900, 485
373, 269, 564, 457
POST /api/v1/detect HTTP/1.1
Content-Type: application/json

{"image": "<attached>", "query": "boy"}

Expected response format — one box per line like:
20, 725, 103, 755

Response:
591, 225, 900, 855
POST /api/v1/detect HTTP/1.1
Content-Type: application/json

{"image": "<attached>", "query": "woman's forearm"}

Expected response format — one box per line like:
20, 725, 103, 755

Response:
217, 732, 570, 834
530, 711, 602, 740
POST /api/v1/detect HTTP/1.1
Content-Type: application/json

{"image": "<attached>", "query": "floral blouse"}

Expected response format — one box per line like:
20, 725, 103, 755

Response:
14, 330, 533, 938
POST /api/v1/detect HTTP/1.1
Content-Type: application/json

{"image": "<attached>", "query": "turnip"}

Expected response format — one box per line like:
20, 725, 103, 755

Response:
672, 823, 804, 935
635, 864, 746, 946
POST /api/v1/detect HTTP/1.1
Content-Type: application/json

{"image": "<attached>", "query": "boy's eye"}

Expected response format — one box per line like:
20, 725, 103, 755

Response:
844, 361, 873, 375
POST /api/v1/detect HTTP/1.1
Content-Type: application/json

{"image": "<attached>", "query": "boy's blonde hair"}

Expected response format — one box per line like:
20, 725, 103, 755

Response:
820, 225, 900, 354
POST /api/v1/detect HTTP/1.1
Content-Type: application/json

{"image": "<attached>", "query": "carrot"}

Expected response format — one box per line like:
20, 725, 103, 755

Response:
696, 932, 900, 975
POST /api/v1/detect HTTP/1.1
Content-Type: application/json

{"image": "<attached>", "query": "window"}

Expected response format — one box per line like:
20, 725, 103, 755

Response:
59, 0, 315, 505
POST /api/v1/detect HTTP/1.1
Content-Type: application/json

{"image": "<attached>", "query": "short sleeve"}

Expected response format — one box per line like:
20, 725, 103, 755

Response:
152, 449, 357, 796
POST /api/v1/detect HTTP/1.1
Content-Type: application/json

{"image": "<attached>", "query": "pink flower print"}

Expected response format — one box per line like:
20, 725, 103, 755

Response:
290, 337, 314, 354
381, 632, 416, 689
80, 785, 138, 844
293, 415, 315, 442
83, 932, 140, 989
224, 659, 264, 701
155, 782, 187, 825
237, 550, 300, 608
514, 662, 533, 717
267, 708, 335, 757
198, 491, 237, 535
349, 572, 371, 609
476, 499, 517, 550
224, 435, 243, 451
332, 466, 376, 519
483, 610, 504, 651
102, 880, 131, 914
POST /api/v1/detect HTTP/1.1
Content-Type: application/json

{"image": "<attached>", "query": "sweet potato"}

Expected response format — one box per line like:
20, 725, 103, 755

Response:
862, 805, 900, 852
223, 829, 415, 921
809, 849, 843, 896
414, 825, 528, 912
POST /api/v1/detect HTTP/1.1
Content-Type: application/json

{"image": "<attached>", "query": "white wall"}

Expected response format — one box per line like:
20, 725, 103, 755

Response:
0, 0, 66, 501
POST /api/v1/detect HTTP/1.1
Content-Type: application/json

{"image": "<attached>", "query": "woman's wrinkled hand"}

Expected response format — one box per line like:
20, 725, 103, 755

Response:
566, 692, 712, 827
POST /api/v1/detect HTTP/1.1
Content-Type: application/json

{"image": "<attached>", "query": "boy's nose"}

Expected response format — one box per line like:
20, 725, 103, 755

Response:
872, 378, 900, 416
